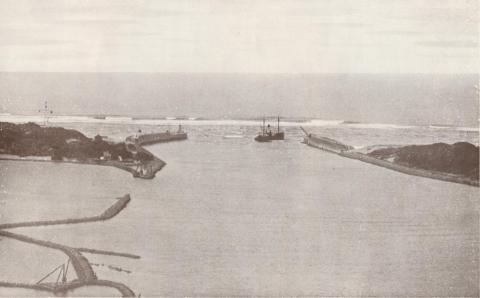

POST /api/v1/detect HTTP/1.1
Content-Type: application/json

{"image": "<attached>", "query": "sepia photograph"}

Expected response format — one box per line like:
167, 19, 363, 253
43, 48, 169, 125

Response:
0, 0, 478, 297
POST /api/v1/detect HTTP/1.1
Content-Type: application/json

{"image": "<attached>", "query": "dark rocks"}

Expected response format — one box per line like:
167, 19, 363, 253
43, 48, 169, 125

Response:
0, 122, 133, 161
368, 142, 479, 180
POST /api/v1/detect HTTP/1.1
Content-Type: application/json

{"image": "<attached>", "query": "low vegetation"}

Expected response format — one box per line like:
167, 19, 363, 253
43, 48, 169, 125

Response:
368, 142, 479, 180
0, 122, 136, 161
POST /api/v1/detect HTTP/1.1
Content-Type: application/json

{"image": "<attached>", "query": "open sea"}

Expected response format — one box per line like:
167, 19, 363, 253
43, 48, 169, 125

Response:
0, 119, 479, 296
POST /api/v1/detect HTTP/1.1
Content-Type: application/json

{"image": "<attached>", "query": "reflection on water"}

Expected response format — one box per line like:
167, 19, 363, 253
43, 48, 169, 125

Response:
0, 124, 478, 296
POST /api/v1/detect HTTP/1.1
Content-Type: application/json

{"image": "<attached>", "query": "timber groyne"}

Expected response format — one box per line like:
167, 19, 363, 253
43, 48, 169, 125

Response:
0, 194, 137, 297
0, 230, 96, 281
76, 247, 140, 259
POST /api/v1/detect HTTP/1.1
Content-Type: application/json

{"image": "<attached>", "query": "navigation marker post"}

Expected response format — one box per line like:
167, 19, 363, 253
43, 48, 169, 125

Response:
38, 100, 53, 126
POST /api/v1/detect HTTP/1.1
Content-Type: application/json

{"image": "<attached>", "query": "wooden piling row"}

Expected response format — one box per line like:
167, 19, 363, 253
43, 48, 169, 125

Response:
0, 195, 137, 297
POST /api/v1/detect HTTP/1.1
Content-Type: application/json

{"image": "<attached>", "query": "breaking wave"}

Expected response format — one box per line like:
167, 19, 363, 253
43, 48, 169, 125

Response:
0, 114, 477, 131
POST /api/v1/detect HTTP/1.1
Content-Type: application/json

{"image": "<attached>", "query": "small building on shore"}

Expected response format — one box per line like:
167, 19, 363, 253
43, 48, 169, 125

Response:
100, 151, 112, 161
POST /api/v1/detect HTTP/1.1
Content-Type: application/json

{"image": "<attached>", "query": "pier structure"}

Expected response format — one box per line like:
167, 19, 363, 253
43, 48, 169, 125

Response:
300, 127, 478, 187
131, 124, 187, 146
123, 128, 187, 179
0, 194, 138, 297
300, 127, 353, 153
0, 122, 186, 180
133, 130, 187, 146
124, 136, 166, 179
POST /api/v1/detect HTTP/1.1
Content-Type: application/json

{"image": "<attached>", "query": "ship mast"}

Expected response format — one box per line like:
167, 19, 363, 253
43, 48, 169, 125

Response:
262, 117, 265, 135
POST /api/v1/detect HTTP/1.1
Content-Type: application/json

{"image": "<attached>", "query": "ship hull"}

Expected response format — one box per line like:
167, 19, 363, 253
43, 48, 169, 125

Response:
254, 132, 284, 142
254, 136, 272, 142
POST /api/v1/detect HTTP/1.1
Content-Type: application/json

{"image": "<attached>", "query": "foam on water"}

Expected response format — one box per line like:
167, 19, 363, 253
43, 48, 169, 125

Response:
223, 134, 245, 139
429, 125, 453, 129
456, 126, 479, 132
0, 114, 477, 133
342, 122, 414, 129
308, 119, 344, 126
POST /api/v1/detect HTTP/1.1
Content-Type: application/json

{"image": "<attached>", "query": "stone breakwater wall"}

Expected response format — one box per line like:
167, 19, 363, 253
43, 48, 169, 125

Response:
0, 230, 96, 281
135, 132, 187, 146
0, 194, 136, 297
0, 195, 130, 229
340, 151, 479, 187
0, 129, 185, 179
302, 130, 478, 187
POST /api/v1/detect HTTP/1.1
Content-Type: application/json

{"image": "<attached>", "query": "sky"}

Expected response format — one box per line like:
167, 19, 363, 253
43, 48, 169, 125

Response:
0, 0, 478, 73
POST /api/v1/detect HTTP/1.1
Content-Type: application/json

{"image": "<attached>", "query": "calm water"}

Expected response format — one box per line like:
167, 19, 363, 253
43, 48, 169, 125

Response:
0, 124, 478, 296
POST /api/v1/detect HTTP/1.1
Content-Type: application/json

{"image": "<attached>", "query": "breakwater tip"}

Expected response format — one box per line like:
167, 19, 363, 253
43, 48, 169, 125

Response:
118, 194, 131, 200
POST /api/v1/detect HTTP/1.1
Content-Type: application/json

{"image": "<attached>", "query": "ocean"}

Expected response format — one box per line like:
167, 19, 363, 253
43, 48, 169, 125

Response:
0, 73, 478, 127
0, 121, 478, 296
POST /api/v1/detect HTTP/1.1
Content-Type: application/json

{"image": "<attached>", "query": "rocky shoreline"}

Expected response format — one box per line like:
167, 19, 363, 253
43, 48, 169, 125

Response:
366, 142, 479, 181
341, 151, 479, 187
302, 129, 479, 187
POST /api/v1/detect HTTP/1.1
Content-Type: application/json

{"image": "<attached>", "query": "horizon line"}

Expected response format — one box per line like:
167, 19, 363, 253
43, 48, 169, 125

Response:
0, 71, 478, 75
